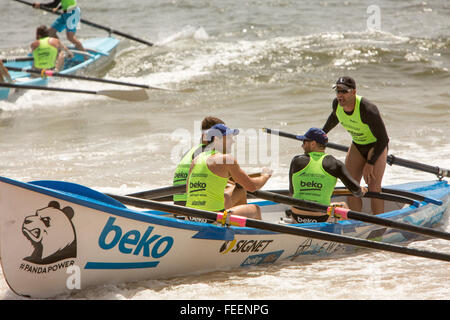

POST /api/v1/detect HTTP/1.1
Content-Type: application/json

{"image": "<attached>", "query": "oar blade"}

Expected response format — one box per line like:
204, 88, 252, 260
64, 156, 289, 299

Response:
98, 89, 149, 101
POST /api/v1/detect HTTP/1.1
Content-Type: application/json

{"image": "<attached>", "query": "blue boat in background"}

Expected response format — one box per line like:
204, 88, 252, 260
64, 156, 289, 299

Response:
0, 37, 119, 101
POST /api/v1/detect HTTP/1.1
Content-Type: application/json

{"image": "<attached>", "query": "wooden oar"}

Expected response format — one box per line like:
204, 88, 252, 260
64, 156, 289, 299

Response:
5, 66, 193, 92
13, 0, 154, 47
0, 82, 149, 101
250, 190, 450, 242
263, 128, 450, 178
105, 193, 450, 262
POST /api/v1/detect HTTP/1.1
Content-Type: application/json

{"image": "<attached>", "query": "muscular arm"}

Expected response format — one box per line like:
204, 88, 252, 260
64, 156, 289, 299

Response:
288, 155, 309, 196
322, 99, 339, 133
322, 155, 363, 197
359, 98, 389, 165
227, 156, 271, 192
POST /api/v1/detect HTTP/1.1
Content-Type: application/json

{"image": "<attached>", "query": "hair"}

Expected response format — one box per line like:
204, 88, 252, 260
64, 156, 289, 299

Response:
201, 116, 224, 130
36, 25, 50, 39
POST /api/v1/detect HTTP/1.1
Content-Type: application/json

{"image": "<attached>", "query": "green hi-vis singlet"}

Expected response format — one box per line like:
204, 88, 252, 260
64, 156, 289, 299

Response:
186, 151, 228, 211
61, 0, 77, 11
336, 95, 377, 145
292, 152, 337, 206
173, 143, 204, 202
33, 37, 58, 69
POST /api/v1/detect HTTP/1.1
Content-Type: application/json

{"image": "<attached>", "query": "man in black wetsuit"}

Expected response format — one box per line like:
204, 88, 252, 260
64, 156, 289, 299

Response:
288, 127, 367, 223
322, 76, 389, 214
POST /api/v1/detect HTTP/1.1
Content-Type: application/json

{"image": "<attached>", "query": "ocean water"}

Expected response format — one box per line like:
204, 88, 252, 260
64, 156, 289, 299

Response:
0, 0, 449, 300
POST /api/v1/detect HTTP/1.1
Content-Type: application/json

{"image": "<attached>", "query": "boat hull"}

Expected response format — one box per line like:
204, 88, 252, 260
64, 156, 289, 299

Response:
0, 37, 119, 101
0, 177, 448, 298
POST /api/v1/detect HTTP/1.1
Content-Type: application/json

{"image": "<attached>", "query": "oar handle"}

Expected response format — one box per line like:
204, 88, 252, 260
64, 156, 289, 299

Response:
263, 128, 450, 178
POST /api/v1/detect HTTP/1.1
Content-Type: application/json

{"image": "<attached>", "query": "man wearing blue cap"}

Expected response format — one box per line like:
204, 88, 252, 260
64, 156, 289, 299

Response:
288, 127, 366, 223
186, 123, 272, 220
172, 116, 225, 206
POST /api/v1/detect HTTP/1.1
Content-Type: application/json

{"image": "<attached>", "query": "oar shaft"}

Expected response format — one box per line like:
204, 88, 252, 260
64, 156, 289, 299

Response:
127, 184, 185, 199
6, 66, 150, 89
107, 193, 450, 262
251, 190, 450, 241
0, 82, 98, 95
13, 0, 154, 47
1, 56, 33, 63
263, 128, 450, 177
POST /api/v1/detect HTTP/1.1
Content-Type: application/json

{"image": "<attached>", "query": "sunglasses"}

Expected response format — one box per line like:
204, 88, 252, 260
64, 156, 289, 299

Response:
335, 89, 352, 94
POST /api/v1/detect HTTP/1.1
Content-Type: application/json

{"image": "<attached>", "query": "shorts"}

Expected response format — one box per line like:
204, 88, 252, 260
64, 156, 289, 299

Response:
51, 7, 81, 34
285, 209, 329, 223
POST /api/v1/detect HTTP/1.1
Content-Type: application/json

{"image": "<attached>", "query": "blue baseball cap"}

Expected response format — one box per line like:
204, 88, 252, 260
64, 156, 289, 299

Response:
206, 124, 239, 141
296, 127, 328, 145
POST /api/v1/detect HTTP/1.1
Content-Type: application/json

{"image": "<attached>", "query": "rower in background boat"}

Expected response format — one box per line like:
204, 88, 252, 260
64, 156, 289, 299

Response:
32, 0, 86, 54
31, 25, 74, 72
288, 127, 368, 223
186, 124, 273, 220
0, 61, 13, 83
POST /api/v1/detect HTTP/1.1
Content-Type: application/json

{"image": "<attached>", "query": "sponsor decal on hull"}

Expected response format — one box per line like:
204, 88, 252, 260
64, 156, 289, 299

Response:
85, 216, 175, 269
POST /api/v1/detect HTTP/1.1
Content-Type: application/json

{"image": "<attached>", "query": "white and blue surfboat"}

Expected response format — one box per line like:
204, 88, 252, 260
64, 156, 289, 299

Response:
0, 37, 119, 101
0, 176, 448, 298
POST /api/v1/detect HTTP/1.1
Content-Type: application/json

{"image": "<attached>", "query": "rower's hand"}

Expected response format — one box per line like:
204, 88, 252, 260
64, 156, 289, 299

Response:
67, 51, 75, 59
261, 167, 273, 177
52, 7, 58, 13
32, 2, 40, 8
363, 163, 375, 185
361, 186, 368, 196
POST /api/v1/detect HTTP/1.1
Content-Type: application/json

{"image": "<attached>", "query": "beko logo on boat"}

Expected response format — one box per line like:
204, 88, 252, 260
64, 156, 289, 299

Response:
98, 217, 174, 258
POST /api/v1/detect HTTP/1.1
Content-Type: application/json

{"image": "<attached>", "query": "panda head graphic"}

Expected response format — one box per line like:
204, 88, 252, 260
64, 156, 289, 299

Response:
22, 201, 77, 265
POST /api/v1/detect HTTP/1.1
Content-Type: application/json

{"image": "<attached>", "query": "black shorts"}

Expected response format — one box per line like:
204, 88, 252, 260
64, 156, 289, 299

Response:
285, 209, 329, 223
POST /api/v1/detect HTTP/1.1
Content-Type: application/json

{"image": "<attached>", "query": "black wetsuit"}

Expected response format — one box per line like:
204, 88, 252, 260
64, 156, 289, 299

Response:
322, 97, 389, 165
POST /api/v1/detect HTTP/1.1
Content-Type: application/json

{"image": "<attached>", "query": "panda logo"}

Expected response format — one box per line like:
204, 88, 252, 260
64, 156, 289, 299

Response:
22, 201, 77, 265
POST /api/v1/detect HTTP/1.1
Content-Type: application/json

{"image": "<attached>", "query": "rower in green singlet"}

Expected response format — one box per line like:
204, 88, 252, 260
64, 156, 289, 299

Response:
31, 25, 73, 72
288, 128, 367, 223
186, 123, 273, 221
322, 76, 389, 214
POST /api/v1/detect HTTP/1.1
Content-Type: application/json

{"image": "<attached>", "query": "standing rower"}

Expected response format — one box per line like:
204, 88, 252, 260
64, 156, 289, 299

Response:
322, 77, 389, 214
32, 0, 86, 53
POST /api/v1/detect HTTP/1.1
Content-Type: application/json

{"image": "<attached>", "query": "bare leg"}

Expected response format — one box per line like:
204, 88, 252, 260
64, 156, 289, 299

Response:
229, 204, 262, 220
66, 31, 85, 52
345, 143, 365, 212
366, 148, 388, 214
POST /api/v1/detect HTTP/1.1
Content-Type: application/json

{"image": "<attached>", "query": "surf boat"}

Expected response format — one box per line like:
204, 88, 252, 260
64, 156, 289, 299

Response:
0, 176, 448, 298
0, 37, 119, 101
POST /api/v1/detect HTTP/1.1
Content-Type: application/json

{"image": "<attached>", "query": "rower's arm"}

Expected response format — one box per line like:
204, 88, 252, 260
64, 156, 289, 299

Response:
227, 157, 271, 192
